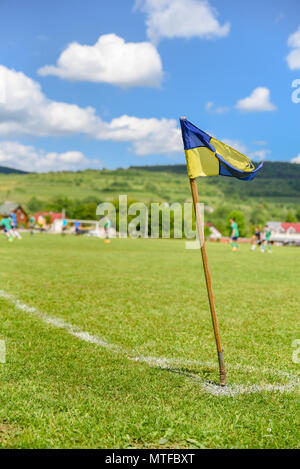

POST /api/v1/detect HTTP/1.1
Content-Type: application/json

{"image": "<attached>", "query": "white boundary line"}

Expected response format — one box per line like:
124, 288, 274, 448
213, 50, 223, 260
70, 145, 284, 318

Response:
0, 290, 299, 397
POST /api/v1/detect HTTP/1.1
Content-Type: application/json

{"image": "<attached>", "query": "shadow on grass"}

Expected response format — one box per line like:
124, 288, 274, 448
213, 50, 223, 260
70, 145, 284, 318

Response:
157, 365, 220, 387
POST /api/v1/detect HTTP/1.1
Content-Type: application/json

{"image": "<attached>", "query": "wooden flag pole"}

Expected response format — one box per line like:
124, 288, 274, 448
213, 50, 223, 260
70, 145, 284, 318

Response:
189, 177, 226, 386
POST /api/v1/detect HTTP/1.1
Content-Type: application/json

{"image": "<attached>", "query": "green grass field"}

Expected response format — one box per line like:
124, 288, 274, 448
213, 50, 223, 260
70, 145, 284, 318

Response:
0, 233, 299, 448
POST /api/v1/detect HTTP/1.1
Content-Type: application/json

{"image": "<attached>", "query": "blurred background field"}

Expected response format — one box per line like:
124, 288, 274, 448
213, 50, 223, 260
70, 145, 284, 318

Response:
1, 162, 300, 237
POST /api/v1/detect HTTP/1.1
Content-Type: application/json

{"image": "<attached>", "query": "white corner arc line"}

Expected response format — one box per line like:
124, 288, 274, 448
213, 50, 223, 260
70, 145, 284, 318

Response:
0, 290, 299, 397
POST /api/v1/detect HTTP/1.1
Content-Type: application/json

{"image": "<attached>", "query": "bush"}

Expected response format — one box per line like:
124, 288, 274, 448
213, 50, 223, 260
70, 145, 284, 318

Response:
27, 197, 45, 212
285, 210, 297, 222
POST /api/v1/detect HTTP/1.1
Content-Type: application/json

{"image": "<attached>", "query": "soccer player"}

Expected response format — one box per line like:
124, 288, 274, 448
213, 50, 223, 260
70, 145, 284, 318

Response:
74, 221, 81, 235
230, 217, 239, 251
251, 226, 262, 251
0, 215, 14, 242
29, 214, 35, 235
10, 210, 22, 239
104, 217, 111, 244
61, 218, 68, 235
263, 225, 272, 253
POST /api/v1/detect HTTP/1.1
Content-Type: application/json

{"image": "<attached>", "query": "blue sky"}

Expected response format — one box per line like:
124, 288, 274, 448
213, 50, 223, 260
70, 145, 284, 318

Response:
0, 0, 300, 171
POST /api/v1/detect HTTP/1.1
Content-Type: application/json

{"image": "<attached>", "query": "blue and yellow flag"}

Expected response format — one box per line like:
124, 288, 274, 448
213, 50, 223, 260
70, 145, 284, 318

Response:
180, 118, 263, 181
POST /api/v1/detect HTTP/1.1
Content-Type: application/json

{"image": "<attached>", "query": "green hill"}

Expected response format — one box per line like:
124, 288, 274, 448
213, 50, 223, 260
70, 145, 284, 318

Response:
0, 161, 299, 230
130, 162, 300, 203
0, 165, 28, 175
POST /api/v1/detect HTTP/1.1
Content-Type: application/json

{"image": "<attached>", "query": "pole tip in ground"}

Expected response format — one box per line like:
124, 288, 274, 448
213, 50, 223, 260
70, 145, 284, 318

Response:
220, 372, 226, 387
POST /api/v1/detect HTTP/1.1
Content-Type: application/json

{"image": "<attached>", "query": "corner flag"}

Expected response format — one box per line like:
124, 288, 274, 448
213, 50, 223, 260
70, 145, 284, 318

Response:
180, 118, 263, 180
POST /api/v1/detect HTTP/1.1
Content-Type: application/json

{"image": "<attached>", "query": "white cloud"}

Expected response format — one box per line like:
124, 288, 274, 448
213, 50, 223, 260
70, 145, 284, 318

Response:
286, 26, 300, 70
135, 0, 230, 44
236, 87, 276, 112
291, 153, 300, 164
288, 26, 300, 47
98, 115, 182, 155
0, 65, 100, 137
205, 101, 214, 110
38, 34, 163, 88
250, 149, 271, 161
287, 27, 300, 49
215, 106, 230, 114
0, 66, 181, 156
205, 101, 230, 113
287, 49, 300, 70
0, 141, 102, 172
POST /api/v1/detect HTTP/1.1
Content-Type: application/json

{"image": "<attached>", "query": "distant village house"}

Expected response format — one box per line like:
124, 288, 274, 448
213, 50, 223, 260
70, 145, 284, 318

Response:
0, 201, 28, 225
267, 221, 300, 245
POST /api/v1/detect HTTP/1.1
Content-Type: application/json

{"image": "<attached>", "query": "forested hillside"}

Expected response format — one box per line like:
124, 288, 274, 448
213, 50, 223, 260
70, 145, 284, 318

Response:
0, 161, 299, 235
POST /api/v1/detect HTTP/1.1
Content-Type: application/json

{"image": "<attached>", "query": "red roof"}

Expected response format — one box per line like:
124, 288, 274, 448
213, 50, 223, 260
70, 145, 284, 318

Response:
34, 211, 62, 223
281, 222, 300, 233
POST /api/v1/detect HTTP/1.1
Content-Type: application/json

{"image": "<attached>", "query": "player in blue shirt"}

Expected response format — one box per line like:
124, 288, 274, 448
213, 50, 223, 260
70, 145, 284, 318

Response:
10, 210, 22, 239
74, 221, 81, 235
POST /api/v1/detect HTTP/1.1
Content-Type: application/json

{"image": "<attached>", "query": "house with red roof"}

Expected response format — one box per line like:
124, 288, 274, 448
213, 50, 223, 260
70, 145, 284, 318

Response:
205, 222, 222, 240
34, 211, 62, 224
281, 223, 300, 234
267, 221, 300, 245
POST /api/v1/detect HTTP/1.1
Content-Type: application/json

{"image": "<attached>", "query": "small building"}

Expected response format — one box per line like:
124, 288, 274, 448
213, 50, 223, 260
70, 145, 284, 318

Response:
34, 211, 62, 230
266, 221, 285, 233
205, 222, 222, 240
0, 201, 28, 225
281, 222, 300, 235
267, 221, 300, 245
